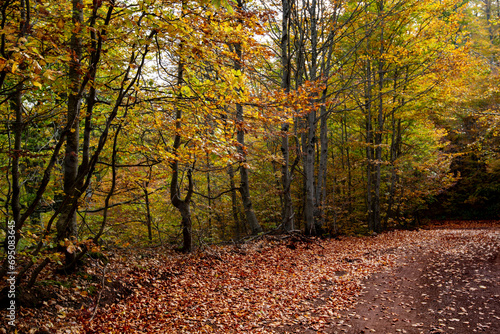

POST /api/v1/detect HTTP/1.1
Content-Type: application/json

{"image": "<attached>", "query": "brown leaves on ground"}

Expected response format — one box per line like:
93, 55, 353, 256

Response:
2, 221, 498, 333
332, 227, 500, 334
82, 235, 396, 333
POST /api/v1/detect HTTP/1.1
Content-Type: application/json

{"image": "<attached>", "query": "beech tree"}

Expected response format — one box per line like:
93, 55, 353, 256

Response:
1, 0, 156, 275
333, 0, 468, 231
0, 0, 487, 289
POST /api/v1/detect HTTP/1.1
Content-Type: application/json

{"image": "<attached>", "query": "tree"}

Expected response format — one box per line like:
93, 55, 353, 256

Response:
55, 0, 84, 262
0, 0, 156, 275
234, 0, 263, 235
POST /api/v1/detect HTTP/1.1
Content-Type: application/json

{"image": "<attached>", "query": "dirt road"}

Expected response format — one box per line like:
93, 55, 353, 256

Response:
336, 229, 500, 334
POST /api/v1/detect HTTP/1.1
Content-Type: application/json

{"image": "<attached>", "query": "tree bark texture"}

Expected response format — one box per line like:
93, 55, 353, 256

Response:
56, 0, 83, 245
234, 0, 263, 235
280, 0, 295, 232
170, 42, 194, 253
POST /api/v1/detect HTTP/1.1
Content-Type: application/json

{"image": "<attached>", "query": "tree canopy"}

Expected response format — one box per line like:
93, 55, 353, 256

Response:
0, 0, 499, 280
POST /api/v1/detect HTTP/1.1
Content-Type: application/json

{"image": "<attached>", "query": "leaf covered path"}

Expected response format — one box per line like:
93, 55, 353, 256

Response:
2, 224, 498, 333
83, 233, 397, 333
81, 226, 499, 333
310, 228, 500, 333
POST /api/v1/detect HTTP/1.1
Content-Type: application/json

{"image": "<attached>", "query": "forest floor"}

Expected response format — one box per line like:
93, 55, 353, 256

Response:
0, 220, 498, 333
283, 222, 500, 334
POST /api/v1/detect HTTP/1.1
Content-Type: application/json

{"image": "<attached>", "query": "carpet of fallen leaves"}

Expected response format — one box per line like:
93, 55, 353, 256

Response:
82, 234, 402, 334
308, 226, 500, 333
1, 221, 498, 333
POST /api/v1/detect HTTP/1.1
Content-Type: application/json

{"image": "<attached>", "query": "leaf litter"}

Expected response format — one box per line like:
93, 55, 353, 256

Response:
1, 221, 498, 334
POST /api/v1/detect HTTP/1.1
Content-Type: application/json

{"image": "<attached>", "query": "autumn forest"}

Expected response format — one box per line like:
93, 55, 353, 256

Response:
1, 0, 500, 329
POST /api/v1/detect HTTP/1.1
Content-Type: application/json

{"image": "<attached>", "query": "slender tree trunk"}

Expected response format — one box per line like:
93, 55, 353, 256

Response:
168, 3, 193, 252
178, 198, 193, 251
236, 109, 262, 235
56, 0, 83, 249
144, 166, 153, 241
170, 155, 193, 253
79, 0, 101, 183
292, 5, 306, 231
384, 66, 404, 229
303, 116, 316, 235
365, 56, 374, 232
10, 88, 22, 231
206, 154, 212, 238
9, 0, 27, 232
145, 186, 152, 241
3, 83, 24, 275
228, 164, 242, 238
280, 0, 295, 231
303, 0, 318, 235
234, 0, 262, 235
316, 105, 328, 229
343, 114, 353, 216
170, 160, 193, 253
385, 115, 401, 229
316, 34, 334, 232
281, 130, 295, 231
170, 40, 194, 253
57, 2, 114, 253
331, 151, 337, 233
8, 0, 27, 241
373, 21, 385, 233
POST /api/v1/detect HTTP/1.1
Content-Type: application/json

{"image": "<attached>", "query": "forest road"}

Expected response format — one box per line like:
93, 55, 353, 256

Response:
331, 229, 500, 334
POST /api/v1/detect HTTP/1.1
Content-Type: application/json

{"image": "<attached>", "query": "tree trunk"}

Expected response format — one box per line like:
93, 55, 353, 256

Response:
281, 130, 295, 231
343, 113, 353, 216
228, 164, 242, 238
235, 108, 262, 233
170, 161, 194, 253
385, 116, 401, 229
331, 151, 338, 233
206, 154, 213, 239
178, 200, 192, 252
280, 0, 295, 232
10, 88, 22, 231
144, 165, 153, 241
303, 0, 318, 235
316, 105, 328, 230
366, 131, 374, 232
234, 0, 262, 235
170, 39, 194, 253
385, 67, 405, 229
316, 34, 334, 232
373, 22, 385, 233
8, 0, 26, 240
56, 0, 83, 251
303, 120, 316, 235
170, 165, 193, 253
145, 186, 152, 241
365, 56, 374, 232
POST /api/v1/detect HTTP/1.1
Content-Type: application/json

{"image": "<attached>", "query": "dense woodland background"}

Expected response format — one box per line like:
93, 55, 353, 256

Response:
1, 0, 499, 282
